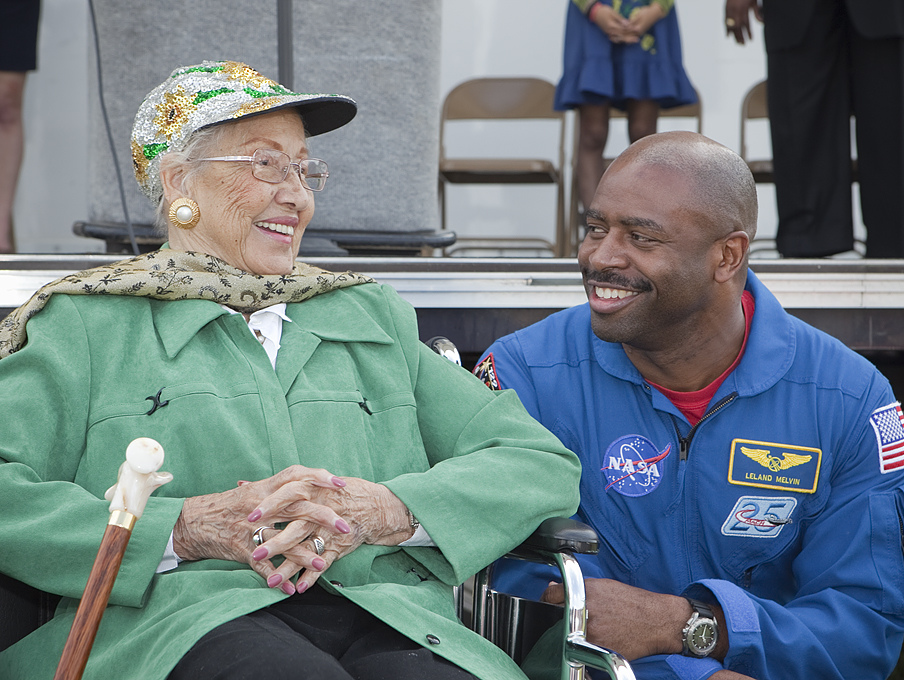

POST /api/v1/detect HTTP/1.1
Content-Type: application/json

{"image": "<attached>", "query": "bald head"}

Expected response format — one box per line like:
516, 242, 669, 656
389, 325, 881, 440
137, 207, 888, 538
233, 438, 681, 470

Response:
607, 131, 758, 243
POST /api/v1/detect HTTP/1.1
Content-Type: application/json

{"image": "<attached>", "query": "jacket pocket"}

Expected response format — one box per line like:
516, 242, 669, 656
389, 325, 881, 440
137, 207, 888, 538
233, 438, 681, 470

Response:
719, 497, 805, 598
870, 489, 904, 616
286, 389, 426, 480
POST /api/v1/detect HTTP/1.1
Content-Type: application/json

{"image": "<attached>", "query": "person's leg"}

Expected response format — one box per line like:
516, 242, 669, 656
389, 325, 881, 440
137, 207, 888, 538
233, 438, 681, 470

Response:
272, 588, 479, 680
849, 31, 904, 258
166, 607, 353, 680
170, 588, 479, 680
624, 99, 659, 143
0, 71, 26, 254
576, 103, 611, 211
339, 611, 479, 680
768, 0, 855, 257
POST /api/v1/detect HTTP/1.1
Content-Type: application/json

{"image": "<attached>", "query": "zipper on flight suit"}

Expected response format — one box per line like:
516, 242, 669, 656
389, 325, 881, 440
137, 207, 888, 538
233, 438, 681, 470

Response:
672, 392, 739, 461
742, 566, 753, 589
671, 391, 739, 585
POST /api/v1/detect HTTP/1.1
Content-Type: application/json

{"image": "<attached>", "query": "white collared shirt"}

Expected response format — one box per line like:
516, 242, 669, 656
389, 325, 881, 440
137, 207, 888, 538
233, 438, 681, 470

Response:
221, 303, 292, 369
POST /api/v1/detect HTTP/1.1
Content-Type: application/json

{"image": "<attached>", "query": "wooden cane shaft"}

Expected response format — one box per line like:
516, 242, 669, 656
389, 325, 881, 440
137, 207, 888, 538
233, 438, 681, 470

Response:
53, 524, 132, 680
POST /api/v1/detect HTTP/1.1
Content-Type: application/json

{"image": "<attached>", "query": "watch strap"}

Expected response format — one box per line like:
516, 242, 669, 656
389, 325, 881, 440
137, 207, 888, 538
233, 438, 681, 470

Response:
688, 598, 714, 620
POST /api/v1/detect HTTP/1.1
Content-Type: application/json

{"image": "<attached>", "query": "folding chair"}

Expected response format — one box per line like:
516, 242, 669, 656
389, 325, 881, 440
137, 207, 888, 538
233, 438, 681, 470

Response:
740, 80, 773, 184
438, 77, 570, 257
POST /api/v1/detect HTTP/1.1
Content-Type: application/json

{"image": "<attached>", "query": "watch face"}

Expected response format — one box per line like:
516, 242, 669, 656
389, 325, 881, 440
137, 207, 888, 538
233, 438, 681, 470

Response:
690, 621, 716, 653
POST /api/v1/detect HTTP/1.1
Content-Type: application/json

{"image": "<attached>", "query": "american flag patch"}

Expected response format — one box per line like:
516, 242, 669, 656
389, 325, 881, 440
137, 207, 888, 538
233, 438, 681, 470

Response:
870, 402, 904, 473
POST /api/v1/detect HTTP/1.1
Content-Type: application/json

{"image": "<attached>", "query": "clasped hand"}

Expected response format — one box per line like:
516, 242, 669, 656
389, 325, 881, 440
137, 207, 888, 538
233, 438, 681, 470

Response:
173, 465, 413, 595
593, 4, 665, 44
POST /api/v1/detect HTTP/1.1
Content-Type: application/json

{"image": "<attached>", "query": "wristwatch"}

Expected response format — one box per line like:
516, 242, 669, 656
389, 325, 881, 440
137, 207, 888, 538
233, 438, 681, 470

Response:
681, 599, 719, 657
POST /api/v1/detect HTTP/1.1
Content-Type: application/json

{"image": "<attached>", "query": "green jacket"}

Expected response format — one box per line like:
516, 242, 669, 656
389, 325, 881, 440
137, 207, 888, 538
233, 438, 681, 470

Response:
0, 282, 581, 680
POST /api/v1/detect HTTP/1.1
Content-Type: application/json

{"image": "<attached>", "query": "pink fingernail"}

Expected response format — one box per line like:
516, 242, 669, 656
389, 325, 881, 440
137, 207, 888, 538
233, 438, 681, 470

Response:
335, 519, 351, 534
281, 582, 296, 595
297, 581, 309, 594
252, 547, 268, 561
331, 476, 346, 487
247, 509, 262, 522
267, 574, 283, 588
312, 558, 326, 571
237, 480, 250, 486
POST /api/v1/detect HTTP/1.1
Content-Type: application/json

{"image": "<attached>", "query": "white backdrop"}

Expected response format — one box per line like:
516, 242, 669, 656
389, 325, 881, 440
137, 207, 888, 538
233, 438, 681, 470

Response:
14, 0, 857, 256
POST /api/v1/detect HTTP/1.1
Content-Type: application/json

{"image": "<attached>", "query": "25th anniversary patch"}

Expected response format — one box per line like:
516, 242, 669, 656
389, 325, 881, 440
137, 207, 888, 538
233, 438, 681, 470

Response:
727, 438, 822, 494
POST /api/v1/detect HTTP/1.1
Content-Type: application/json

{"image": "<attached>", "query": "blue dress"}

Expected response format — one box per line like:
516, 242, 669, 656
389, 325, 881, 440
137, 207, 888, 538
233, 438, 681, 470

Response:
555, 0, 697, 111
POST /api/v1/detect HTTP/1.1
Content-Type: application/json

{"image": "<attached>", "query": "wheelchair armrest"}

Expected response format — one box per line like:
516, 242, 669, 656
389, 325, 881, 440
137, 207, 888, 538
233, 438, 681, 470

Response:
470, 518, 636, 679
507, 517, 599, 563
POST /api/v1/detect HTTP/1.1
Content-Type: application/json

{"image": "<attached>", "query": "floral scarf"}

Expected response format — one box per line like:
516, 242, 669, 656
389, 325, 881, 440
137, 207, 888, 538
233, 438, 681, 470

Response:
0, 249, 374, 358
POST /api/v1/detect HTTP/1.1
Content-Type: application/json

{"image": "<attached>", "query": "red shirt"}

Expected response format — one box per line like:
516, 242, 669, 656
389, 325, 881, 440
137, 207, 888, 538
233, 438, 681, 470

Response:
648, 291, 755, 425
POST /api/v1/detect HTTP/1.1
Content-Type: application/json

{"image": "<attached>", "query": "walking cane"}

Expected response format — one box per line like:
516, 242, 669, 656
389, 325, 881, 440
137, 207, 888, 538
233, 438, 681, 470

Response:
53, 437, 173, 680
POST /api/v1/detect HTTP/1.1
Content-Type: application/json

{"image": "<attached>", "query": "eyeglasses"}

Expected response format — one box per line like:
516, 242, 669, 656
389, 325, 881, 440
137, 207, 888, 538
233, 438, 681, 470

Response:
197, 149, 329, 191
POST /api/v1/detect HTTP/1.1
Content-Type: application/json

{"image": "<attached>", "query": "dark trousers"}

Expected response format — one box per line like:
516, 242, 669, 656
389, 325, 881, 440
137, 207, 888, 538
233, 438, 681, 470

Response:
767, 0, 904, 257
167, 586, 479, 680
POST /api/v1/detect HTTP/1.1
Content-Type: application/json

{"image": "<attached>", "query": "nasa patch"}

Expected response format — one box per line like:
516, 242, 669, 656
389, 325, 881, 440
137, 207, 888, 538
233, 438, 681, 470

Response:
602, 435, 671, 497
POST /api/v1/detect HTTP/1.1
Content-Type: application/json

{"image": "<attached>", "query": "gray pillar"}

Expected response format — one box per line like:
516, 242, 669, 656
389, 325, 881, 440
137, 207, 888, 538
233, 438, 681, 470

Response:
87, 0, 441, 238
289, 1, 442, 234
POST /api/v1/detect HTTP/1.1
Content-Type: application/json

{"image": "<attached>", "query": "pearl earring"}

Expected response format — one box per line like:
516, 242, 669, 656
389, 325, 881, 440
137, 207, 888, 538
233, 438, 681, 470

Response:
168, 197, 201, 229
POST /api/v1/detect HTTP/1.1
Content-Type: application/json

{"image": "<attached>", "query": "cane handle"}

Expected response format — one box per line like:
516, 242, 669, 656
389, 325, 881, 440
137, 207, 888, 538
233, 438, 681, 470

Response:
103, 437, 173, 519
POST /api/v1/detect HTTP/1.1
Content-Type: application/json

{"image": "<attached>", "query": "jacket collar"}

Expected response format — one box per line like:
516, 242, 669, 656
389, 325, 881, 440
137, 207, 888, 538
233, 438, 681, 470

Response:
152, 299, 230, 359
724, 269, 795, 397
282, 287, 394, 345
151, 285, 393, 360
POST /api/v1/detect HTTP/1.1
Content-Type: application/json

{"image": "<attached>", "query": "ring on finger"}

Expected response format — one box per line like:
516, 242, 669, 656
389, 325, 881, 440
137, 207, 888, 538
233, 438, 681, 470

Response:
725, 17, 737, 27
310, 535, 326, 556
252, 526, 276, 548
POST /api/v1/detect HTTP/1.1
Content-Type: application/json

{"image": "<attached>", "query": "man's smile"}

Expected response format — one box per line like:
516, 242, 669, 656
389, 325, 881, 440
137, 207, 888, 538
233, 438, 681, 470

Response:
593, 286, 640, 300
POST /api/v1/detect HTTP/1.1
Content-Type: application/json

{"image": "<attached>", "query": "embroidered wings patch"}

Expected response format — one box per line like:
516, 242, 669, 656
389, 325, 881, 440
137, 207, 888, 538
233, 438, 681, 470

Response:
727, 439, 821, 493
870, 401, 904, 474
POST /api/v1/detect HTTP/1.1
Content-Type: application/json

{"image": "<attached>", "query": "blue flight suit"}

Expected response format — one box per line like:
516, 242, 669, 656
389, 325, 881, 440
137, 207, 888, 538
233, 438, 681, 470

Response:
476, 271, 904, 679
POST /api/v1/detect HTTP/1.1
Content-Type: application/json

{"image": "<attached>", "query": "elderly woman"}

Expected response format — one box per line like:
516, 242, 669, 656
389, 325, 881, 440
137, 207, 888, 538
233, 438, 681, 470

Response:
0, 61, 580, 680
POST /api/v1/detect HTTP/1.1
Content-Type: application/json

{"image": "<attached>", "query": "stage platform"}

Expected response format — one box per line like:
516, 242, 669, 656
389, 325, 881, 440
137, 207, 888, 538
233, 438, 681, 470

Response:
2, 256, 903, 382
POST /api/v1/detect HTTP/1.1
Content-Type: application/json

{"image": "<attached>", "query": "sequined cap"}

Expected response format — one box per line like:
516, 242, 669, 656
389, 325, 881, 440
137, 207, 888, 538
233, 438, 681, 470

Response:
131, 60, 357, 202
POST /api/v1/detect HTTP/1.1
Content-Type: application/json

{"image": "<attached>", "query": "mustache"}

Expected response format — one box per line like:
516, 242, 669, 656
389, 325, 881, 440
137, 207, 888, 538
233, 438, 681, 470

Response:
581, 267, 652, 293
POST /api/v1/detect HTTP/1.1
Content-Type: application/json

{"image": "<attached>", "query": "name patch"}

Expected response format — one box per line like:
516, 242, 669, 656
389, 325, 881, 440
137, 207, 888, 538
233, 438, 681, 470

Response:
727, 438, 821, 493
602, 435, 671, 497
721, 496, 798, 538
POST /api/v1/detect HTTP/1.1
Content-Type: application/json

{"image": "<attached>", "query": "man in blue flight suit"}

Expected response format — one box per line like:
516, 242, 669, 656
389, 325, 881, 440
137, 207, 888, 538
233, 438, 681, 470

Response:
475, 131, 904, 680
